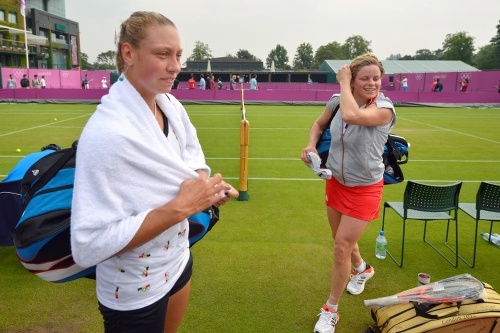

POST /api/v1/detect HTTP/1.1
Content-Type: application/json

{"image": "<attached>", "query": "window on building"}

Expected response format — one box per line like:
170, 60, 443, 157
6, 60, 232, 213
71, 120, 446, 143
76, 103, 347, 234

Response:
0, 10, 5, 22
8, 12, 17, 24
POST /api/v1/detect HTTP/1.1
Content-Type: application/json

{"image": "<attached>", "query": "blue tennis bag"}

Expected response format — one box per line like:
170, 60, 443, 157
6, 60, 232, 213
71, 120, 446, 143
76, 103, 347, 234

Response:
13, 141, 95, 283
383, 134, 409, 185
317, 131, 410, 185
13, 141, 220, 283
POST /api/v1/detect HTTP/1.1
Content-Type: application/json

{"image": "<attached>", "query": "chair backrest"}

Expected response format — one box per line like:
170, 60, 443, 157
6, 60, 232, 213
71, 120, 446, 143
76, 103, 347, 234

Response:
477, 182, 500, 213
404, 181, 462, 212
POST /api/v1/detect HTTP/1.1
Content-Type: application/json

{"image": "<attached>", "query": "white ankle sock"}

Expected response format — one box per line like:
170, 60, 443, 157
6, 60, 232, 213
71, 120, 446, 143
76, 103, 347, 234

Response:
326, 301, 338, 312
354, 260, 367, 273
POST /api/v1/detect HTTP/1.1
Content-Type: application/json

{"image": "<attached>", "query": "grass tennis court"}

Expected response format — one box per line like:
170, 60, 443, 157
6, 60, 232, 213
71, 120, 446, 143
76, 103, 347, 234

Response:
0, 103, 499, 332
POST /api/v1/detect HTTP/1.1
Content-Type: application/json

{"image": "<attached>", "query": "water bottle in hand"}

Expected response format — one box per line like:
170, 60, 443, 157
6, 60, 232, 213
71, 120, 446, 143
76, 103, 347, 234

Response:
375, 231, 387, 259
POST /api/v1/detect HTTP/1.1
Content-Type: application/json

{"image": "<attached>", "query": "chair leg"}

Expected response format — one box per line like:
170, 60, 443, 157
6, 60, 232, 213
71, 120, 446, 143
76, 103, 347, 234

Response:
386, 218, 405, 268
455, 220, 479, 268
425, 219, 459, 267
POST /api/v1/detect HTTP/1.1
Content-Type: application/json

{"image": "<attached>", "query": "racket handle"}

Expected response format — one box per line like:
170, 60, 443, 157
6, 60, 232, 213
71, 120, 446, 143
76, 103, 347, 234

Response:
364, 295, 399, 307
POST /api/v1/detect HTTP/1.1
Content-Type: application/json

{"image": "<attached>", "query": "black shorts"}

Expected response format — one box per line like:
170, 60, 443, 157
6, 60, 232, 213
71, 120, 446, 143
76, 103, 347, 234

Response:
98, 253, 193, 333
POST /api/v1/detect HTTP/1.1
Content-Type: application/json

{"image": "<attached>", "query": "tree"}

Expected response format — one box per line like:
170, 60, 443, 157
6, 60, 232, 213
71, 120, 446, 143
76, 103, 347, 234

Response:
236, 49, 260, 61
473, 44, 499, 70
414, 49, 438, 60
187, 41, 212, 61
80, 52, 93, 70
399, 55, 414, 60
95, 50, 116, 69
489, 19, 500, 46
441, 32, 475, 64
293, 42, 314, 69
266, 44, 290, 69
342, 35, 372, 59
313, 42, 343, 68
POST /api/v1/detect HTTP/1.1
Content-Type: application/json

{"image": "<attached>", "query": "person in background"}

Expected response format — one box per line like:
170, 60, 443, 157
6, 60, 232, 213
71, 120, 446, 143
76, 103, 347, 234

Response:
459, 78, 469, 92
217, 78, 223, 90
301, 53, 395, 333
70, 11, 238, 333
230, 74, 236, 90
249, 74, 258, 90
172, 78, 180, 89
101, 76, 108, 89
308, 77, 313, 85
188, 75, 195, 89
31, 74, 41, 89
82, 75, 90, 89
198, 74, 206, 90
430, 78, 437, 92
7, 74, 17, 89
40, 75, 47, 89
209, 74, 216, 90
20, 74, 30, 89
434, 78, 443, 92
398, 76, 408, 92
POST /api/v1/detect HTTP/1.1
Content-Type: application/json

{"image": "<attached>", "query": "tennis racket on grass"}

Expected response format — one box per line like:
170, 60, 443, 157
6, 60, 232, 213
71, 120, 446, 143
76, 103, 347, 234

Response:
364, 274, 484, 307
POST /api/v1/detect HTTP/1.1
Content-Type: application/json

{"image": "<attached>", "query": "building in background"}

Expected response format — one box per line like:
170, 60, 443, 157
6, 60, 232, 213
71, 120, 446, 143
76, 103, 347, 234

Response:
0, 0, 79, 69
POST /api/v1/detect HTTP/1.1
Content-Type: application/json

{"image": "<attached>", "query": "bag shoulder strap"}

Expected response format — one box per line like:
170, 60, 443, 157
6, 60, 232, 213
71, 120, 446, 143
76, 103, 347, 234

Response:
325, 103, 340, 131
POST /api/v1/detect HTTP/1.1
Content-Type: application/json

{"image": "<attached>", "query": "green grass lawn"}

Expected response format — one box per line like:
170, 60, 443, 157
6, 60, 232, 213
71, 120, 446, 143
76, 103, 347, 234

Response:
0, 103, 499, 333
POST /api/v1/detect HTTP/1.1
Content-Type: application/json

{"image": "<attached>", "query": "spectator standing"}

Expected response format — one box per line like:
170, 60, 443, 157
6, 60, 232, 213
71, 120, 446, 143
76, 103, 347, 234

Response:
82, 75, 90, 89
230, 75, 236, 90
32, 75, 41, 89
101, 77, 108, 89
20, 74, 29, 88
7, 74, 17, 89
434, 78, 443, 92
40, 75, 47, 89
430, 78, 437, 92
198, 74, 206, 90
209, 75, 216, 90
250, 74, 258, 90
459, 78, 469, 92
217, 78, 223, 90
172, 78, 179, 89
398, 76, 408, 92
188, 76, 195, 89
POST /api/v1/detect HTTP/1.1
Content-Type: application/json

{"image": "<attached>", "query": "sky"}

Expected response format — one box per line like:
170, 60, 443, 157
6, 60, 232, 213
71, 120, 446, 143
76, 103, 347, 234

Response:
65, 0, 499, 66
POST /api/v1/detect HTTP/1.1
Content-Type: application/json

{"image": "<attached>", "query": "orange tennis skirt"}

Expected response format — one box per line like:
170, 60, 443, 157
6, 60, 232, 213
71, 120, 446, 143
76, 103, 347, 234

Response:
325, 177, 384, 221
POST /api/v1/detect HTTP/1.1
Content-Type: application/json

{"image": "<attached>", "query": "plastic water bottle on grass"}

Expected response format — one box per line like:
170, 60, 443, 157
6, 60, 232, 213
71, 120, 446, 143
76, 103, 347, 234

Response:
375, 231, 387, 259
480, 232, 500, 246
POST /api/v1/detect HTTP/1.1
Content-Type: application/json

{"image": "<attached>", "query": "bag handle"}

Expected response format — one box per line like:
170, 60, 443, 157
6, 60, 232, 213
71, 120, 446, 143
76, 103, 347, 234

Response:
24, 141, 77, 205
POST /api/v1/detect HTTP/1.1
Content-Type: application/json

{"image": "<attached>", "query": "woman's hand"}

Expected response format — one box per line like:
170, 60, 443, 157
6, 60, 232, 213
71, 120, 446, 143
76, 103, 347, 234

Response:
336, 64, 352, 85
301, 146, 317, 163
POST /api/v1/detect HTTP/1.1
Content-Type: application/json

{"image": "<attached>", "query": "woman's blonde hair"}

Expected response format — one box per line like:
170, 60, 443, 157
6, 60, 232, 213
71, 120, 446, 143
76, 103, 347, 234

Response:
116, 11, 176, 74
349, 53, 385, 81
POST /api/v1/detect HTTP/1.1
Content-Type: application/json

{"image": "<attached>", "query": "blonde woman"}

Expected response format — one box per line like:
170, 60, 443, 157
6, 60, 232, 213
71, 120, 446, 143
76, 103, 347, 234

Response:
71, 12, 238, 333
301, 53, 396, 333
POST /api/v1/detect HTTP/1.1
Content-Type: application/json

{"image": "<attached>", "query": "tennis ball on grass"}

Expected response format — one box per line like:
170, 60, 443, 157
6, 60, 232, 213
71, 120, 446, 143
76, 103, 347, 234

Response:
54, 118, 58, 121
16, 148, 21, 153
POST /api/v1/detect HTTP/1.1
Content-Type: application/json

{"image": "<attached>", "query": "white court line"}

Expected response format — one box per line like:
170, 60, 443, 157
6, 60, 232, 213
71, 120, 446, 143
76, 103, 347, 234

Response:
398, 117, 500, 145
0, 114, 91, 137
